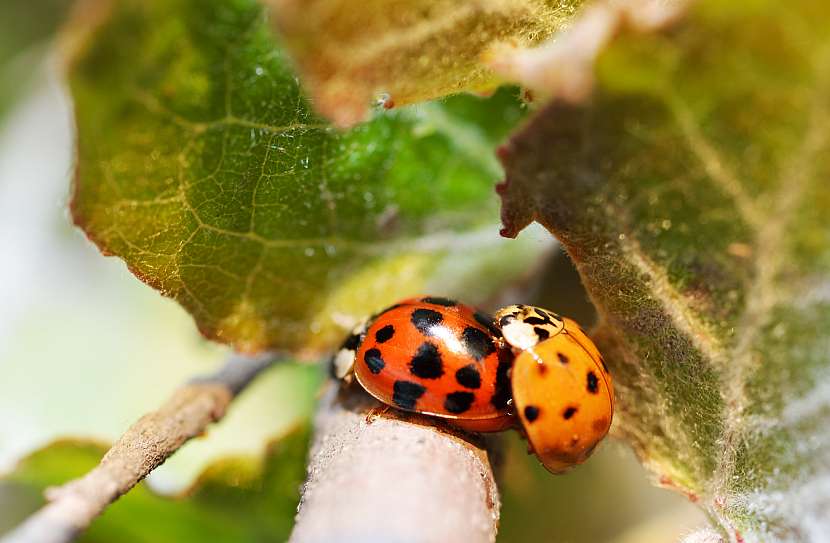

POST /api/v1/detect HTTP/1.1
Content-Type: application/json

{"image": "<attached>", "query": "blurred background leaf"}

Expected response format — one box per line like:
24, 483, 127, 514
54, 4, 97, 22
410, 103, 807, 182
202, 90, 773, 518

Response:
1, 426, 309, 542
499, 436, 705, 543
0, 0, 71, 120
499, 0, 830, 539
69, 0, 552, 356
266, 0, 583, 126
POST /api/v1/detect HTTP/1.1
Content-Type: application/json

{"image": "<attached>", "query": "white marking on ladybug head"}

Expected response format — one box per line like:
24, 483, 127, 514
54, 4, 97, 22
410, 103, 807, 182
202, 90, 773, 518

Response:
333, 348, 356, 380
495, 304, 565, 351
501, 320, 542, 351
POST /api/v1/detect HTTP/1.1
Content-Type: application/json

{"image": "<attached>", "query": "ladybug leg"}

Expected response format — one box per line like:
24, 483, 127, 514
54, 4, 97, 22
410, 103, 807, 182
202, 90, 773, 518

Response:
365, 404, 392, 425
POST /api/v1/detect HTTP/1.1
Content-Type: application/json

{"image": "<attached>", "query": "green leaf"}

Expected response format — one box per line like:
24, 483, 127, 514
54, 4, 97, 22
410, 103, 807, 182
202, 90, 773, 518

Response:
0, 426, 310, 542
69, 0, 546, 355
267, 0, 583, 126
498, 0, 830, 539
0, 0, 69, 64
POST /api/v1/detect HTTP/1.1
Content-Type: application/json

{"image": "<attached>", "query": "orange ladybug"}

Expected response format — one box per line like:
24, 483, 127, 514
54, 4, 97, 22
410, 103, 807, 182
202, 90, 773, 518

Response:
495, 304, 614, 473
331, 297, 514, 432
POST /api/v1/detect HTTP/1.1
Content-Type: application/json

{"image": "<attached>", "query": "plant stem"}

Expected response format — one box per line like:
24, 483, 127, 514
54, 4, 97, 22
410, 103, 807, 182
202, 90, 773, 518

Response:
290, 383, 500, 543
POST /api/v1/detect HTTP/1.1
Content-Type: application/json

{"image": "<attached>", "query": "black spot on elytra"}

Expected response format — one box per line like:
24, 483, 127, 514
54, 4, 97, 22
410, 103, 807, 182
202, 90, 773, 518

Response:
557, 352, 570, 364
587, 371, 599, 394
444, 391, 475, 414
537, 363, 548, 376
455, 364, 482, 389
474, 311, 501, 337
524, 405, 540, 422
392, 380, 426, 410
563, 406, 578, 420
364, 348, 385, 374
534, 327, 550, 341
490, 348, 513, 409
410, 342, 443, 379
462, 327, 496, 360
375, 324, 395, 343
474, 311, 492, 328
421, 296, 456, 307
411, 308, 443, 335
342, 333, 362, 351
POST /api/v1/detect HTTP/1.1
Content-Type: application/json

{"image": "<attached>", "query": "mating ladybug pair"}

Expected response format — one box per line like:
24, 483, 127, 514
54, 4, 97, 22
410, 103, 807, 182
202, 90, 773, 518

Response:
331, 296, 614, 473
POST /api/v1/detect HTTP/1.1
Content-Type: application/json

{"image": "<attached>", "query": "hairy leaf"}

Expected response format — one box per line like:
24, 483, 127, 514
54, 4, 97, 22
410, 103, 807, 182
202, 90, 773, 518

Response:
0, 427, 309, 542
69, 0, 547, 355
498, 0, 830, 540
268, 0, 583, 126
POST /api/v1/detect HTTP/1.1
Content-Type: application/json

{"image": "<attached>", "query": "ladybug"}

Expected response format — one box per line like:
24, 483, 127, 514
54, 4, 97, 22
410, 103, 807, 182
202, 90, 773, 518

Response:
331, 296, 514, 432
495, 305, 614, 473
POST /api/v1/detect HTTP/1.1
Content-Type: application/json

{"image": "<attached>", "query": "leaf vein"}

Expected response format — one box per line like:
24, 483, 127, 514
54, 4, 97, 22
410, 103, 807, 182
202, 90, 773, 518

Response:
670, 97, 765, 230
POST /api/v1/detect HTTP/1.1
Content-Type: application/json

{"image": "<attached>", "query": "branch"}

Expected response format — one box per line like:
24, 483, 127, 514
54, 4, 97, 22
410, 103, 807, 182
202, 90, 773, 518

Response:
1, 352, 280, 543
290, 383, 500, 543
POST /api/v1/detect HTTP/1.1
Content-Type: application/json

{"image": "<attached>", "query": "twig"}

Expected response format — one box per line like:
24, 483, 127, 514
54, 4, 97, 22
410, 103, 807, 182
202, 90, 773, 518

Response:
1, 352, 280, 543
290, 383, 501, 543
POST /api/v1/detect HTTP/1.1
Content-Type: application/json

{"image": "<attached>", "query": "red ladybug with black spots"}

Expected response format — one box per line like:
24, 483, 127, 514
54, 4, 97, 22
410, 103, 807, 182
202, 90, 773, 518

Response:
331, 296, 514, 432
